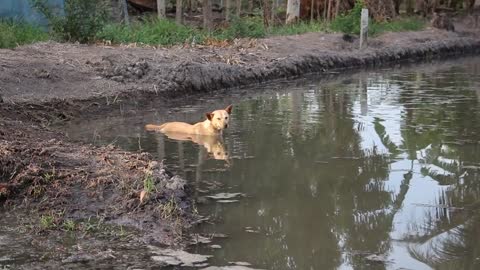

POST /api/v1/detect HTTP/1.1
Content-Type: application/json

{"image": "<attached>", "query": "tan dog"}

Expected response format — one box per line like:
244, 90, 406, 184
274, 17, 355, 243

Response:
145, 105, 233, 136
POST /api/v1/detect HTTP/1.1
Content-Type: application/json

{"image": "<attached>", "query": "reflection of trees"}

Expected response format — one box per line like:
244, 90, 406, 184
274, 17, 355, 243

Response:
393, 61, 480, 269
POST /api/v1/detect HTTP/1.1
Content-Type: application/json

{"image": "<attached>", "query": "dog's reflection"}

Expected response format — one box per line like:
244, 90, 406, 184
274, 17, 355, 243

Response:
161, 132, 230, 163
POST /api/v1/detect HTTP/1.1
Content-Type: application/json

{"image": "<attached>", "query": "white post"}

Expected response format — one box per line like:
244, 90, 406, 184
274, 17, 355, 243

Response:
360, 8, 368, 49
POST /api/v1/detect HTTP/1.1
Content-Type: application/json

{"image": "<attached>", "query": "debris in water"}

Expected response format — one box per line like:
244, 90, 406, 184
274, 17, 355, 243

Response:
149, 246, 211, 267
229, 261, 252, 266
202, 266, 264, 270
206, 193, 243, 200
190, 234, 212, 245
244, 227, 260, 233
217, 199, 239, 203
365, 254, 391, 263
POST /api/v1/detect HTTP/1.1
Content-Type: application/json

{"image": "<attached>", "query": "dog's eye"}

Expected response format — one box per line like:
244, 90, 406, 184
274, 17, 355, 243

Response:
217, 118, 221, 120
225, 117, 228, 120
217, 152, 221, 155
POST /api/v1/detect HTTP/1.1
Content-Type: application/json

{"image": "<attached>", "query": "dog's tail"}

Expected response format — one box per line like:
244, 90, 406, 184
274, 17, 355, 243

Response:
145, 123, 167, 131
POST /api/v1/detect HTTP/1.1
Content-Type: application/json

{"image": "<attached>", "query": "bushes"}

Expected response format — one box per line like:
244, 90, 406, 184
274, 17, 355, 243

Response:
330, 0, 364, 35
31, 0, 108, 43
215, 16, 266, 40
330, 0, 425, 36
0, 19, 48, 49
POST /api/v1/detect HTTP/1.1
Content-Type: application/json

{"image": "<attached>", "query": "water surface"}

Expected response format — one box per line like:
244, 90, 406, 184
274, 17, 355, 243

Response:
64, 57, 480, 270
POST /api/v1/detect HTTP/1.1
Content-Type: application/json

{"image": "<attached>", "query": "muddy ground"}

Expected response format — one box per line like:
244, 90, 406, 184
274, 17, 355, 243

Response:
1, 15, 480, 268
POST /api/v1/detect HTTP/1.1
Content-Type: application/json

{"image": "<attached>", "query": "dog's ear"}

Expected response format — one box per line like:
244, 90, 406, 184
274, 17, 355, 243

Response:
225, 104, 233, 114
205, 112, 213, 121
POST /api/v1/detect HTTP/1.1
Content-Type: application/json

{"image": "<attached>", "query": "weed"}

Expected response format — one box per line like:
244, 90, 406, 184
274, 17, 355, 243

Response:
42, 167, 56, 182
158, 196, 179, 219
40, 214, 56, 230
0, 19, 48, 49
63, 219, 76, 231
143, 173, 155, 193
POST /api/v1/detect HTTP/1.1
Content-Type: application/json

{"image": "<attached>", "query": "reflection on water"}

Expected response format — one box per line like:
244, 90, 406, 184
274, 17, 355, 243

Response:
63, 57, 480, 270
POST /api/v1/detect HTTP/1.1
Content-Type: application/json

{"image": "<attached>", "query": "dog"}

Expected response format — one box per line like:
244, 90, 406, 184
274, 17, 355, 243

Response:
145, 105, 233, 136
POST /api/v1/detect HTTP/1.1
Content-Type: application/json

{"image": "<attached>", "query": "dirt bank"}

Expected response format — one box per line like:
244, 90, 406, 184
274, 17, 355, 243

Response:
1, 18, 480, 267
2, 27, 480, 106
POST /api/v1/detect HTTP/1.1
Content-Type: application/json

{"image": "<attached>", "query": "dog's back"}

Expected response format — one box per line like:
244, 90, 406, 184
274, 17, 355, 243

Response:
145, 122, 194, 133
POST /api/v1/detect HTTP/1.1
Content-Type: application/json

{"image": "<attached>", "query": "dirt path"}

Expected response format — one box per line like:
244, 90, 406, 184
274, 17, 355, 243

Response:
1, 18, 480, 267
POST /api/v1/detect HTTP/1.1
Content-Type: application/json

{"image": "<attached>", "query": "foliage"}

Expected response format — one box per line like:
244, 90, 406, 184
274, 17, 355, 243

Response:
331, 0, 425, 36
31, 0, 108, 43
270, 21, 330, 36
330, 0, 364, 34
0, 19, 48, 49
369, 17, 425, 36
215, 16, 266, 40
97, 17, 197, 46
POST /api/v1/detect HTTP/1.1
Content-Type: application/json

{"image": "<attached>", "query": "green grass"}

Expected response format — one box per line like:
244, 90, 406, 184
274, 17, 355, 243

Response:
0, 19, 48, 49
369, 17, 426, 36
0, 12, 425, 49
269, 21, 330, 36
97, 17, 200, 46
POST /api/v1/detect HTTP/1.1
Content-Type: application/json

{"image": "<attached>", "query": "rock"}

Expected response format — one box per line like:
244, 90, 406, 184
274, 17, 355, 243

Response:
210, 245, 222, 249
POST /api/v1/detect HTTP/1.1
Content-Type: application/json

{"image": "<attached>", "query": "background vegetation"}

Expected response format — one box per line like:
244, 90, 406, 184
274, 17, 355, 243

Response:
0, 0, 473, 48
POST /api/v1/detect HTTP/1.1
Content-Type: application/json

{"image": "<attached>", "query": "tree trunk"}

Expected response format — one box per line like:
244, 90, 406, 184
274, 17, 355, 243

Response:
226, 0, 232, 20
286, 0, 300, 24
157, 0, 166, 18
364, 0, 396, 21
176, 0, 183, 24
310, 0, 315, 22
326, 0, 332, 21
203, 0, 212, 29
248, 0, 253, 13
406, 0, 414, 14
236, 0, 242, 17
263, 0, 271, 27
272, 0, 276, 24
335, 0, 340, 18
393, 0, 401, 15
121, 0, 130, 25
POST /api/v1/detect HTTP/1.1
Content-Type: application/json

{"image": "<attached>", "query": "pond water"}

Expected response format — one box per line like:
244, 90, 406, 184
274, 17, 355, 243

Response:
64, 57, 480, 270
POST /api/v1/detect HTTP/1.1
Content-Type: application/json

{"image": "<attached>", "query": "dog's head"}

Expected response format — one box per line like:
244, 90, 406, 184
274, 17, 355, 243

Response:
206, 105, 233, 131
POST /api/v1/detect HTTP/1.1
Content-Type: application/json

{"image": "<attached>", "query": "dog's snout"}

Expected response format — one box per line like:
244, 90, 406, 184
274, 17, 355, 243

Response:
224, 124, 228, 128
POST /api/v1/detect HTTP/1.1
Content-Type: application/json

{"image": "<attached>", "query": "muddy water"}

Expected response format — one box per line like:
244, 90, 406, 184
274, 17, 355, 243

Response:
63, 57, 480, 270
